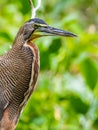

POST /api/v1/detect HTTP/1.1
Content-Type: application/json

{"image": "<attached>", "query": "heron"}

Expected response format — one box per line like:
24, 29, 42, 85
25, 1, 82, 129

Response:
0, 18, 76, 130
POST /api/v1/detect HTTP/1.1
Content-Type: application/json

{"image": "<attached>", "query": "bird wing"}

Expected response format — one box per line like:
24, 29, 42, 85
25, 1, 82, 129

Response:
0, 56, 17, 120
0, 45, 39, 119
0, 57, 10, 120
0, 53, 33, 119
0, 84, 8, 120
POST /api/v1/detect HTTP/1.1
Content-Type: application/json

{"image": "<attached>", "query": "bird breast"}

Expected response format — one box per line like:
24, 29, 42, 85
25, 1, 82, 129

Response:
19, 41, 40, 109
0, 41, 40, 115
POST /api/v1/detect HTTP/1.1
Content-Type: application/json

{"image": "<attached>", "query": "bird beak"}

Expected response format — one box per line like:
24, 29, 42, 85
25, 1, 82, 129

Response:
29, 25, 77, 40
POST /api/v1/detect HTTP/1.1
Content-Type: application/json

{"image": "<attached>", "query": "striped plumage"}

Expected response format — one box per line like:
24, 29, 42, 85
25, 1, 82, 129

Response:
0, 20, 39, 130
0, 18, 76, 130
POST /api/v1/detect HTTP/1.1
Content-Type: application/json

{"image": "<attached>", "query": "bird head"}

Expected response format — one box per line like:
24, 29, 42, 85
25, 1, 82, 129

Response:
20, 18, 77, 42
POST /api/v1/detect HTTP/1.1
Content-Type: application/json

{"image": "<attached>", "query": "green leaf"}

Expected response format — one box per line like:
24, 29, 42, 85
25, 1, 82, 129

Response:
80, 58, 98, 89
69, 96, 89, 114
0, 32, 12, 41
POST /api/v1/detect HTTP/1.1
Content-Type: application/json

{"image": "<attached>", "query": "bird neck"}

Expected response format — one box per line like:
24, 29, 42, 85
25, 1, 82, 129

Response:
10, 32, 39, 62
12, 34, 25, 49
26, 41, 39, 64
12, 25, 29, 49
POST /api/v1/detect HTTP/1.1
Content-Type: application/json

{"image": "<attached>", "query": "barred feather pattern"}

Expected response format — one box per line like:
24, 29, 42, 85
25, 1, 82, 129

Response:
0, 34, 39, 129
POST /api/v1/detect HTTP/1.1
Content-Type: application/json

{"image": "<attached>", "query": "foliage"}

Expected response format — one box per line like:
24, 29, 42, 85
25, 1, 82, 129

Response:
0, 0, 98, 130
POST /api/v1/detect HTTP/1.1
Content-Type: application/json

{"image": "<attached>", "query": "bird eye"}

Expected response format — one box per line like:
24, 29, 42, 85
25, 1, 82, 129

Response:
34, 24, 39, 29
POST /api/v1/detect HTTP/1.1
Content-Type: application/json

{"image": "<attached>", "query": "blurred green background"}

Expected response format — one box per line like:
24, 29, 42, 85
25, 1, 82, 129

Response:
0, 0, 98, 130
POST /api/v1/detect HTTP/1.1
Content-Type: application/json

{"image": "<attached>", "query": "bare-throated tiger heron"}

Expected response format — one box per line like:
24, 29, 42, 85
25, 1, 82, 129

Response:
0, 18, 76, 130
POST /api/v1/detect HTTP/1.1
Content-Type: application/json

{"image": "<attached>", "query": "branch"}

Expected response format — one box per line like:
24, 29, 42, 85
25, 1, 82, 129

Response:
29, 0, 41, 18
